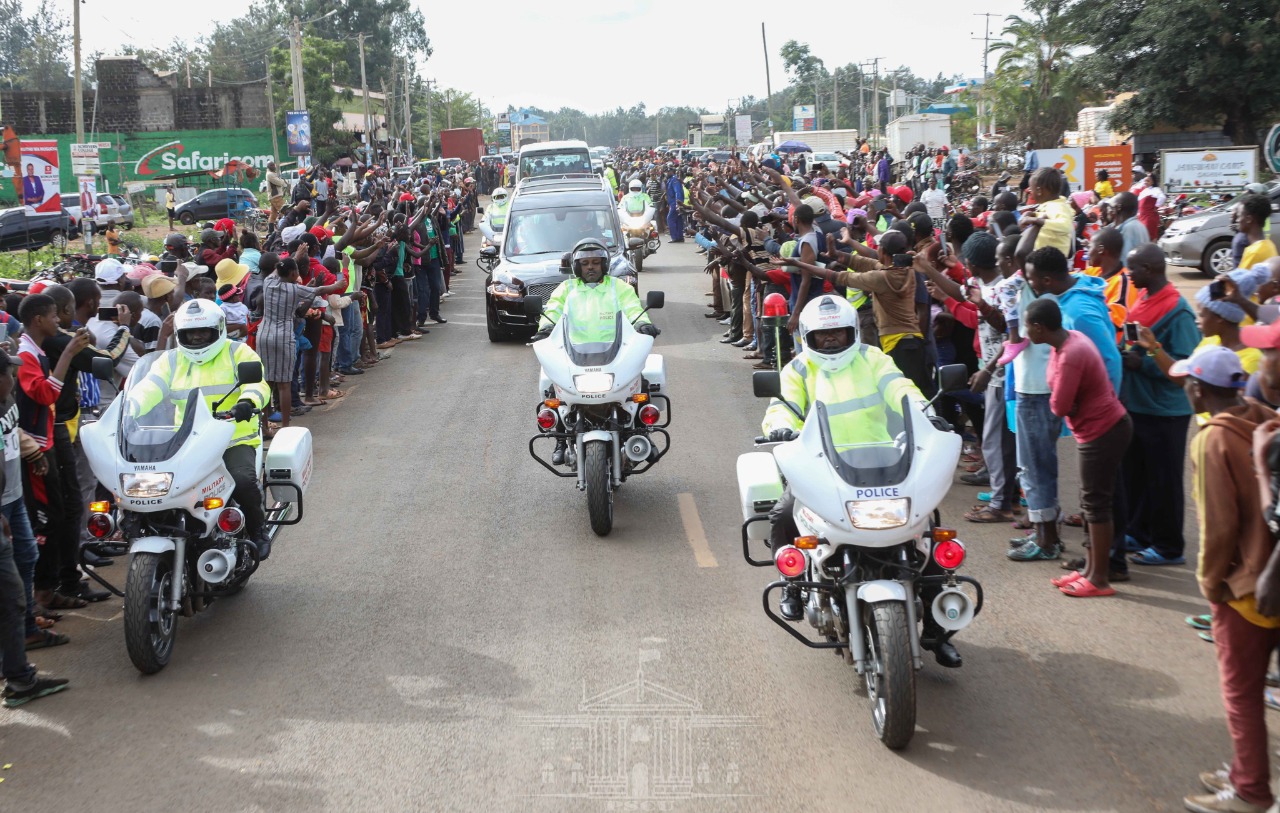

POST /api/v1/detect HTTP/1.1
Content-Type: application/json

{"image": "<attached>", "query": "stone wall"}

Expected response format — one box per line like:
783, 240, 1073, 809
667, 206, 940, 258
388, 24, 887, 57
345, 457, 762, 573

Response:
0, 56, 268, 137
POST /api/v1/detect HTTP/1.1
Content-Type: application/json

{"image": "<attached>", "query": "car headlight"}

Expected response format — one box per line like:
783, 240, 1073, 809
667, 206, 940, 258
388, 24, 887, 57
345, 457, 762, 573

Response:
573, 373, 614, 393
846, 498, 910, 530
488, 282, 523, 299
1180, 222, 1203, 234
122, 472, 174, 498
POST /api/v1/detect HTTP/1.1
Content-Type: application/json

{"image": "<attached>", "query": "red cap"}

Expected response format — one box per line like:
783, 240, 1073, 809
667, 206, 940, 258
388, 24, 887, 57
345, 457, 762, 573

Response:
891, 185, 914, 205
308, 225, 333, 241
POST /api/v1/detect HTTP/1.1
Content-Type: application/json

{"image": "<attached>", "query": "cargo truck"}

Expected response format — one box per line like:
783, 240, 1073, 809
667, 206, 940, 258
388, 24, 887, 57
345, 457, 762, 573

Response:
885, 114, 951, 161
771, 128, 860, 154
439, 127, 486, 162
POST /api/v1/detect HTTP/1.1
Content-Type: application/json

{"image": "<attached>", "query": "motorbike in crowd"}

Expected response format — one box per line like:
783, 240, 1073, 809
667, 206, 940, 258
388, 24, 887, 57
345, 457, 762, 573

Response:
618, 199, 660, 273
526, 291, 670, 536
80, 356, 312, 674
737, 364, 982, 749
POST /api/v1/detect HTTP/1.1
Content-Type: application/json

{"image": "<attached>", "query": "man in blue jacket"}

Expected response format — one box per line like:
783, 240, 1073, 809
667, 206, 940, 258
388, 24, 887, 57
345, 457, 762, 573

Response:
1025, 247, 1123, 391
664, 170, 684, 243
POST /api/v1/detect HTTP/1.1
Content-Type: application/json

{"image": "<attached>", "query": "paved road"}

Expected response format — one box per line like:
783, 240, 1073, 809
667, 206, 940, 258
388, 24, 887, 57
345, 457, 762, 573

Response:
0, 237, 1247, 812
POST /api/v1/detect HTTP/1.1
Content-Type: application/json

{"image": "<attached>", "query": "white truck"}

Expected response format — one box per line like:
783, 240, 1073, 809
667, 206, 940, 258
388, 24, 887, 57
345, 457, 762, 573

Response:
771, 129, 861, 154
885, 114, 952, 161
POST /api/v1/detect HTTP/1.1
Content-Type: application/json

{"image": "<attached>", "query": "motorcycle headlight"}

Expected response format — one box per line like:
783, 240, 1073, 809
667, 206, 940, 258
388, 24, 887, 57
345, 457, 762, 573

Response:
122, 472, 174, 498
573, 372, 614, 394
846, 498, 910, 530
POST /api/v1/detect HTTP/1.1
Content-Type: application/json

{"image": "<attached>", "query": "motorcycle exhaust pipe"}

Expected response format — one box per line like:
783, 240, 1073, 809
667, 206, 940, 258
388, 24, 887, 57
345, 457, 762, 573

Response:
197, 547, 237, 583
623, 435, 652, 463
931, 587, 975, 631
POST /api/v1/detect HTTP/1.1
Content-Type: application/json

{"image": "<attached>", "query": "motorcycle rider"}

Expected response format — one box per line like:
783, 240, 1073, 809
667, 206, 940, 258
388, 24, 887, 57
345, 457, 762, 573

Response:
760, 295, 962, 667
620, 179, 653, 218
533, 238, 658, 466
603, 161, 619, 199
486, 186, 510, 233
125, 300, 275, 558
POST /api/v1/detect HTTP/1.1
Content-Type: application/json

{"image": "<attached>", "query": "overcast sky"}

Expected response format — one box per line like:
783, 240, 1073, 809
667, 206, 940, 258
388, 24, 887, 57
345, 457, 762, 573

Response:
69, 0, 1031, 114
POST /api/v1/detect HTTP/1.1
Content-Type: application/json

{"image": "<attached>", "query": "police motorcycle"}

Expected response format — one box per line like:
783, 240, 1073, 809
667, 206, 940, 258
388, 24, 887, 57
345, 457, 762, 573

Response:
617, 180, 659, 273
79, 352, 312, 675
524, 258, 669, 536
737, 301, 982, 749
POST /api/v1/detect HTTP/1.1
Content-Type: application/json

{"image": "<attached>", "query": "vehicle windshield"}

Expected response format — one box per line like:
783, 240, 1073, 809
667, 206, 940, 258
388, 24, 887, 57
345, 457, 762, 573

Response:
812, 153, 840, 164
520, 151, 593, 179
503, 207, 617, 260
116, 352, 202, 463
563, 310, 623, 367
812, 395, 913, 488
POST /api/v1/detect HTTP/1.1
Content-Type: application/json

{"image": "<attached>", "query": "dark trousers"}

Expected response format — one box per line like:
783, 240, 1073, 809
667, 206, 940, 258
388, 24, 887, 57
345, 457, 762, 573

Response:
728, 282, 744, 341
374, 283, 393, 343
223, 445, 264, 542
0, 534, 35, 685
391, 275, 414, 337
30, 426, 81, 594
419, 258, 443, 321
1118, 412, 1191, 559
887, 336, 937, 400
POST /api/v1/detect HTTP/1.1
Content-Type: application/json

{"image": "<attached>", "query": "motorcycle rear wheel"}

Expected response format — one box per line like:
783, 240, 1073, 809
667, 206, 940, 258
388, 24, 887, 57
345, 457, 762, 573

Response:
124, 552, 178, 674
633, 250, 644, 273
584, 440, 613, 536
864, 601, 916, 749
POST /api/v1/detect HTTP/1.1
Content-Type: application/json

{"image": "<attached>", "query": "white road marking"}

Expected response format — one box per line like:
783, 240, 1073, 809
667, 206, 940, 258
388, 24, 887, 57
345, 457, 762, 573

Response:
677, 492, 719, 568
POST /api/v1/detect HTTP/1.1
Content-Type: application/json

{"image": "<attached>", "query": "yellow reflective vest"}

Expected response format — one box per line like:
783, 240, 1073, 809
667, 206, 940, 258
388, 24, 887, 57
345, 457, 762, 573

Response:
488, 197, 510, 229
763, 345, 922, 445
129, 342, 271, 449
538, 276, 649, 341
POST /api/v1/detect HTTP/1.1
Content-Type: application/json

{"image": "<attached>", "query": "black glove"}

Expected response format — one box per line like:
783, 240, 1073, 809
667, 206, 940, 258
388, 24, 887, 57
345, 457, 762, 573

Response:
531, 330, 551, 342
768, 428, 798, 443
230, 400, 256, 423
636, 323, 660, 337
929, 415, 953, 433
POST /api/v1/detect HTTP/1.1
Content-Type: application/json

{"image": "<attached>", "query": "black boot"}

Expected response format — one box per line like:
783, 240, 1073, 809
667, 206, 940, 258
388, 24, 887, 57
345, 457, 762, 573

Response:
551, 440, 567, 466
922, 622, 962, 668
255, 535, 272, 561
779, 584, 803, 621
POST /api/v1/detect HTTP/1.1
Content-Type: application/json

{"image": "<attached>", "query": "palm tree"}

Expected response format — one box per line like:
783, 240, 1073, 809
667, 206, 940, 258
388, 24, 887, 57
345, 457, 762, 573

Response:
987, 0, 1095, 147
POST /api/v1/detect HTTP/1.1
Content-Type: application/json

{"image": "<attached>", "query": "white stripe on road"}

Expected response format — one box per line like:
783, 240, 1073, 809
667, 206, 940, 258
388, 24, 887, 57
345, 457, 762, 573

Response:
677, 493, 719, 568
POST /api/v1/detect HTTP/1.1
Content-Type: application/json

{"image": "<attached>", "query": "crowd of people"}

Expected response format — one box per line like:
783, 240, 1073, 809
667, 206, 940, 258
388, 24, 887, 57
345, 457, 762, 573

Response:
592, 142, 1279, 813
0, 159, 499, 707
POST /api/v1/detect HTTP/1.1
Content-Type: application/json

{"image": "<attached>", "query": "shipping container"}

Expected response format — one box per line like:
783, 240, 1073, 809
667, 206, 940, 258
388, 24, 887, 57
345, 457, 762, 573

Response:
439, 128, 486, 162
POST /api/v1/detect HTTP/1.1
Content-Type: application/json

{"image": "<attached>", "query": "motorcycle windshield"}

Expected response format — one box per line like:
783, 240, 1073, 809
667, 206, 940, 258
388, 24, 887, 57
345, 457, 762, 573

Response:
116, 352, 201, 464
563, 310, 624, 368
813, 395, 913, 488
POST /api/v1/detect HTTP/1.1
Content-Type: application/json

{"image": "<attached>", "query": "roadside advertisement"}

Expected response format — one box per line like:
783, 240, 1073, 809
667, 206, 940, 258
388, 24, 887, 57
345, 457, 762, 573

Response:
1263, 124, 1280, 174
70, 142, 100, 175
1083, 145, 1132, 192
76, 176, 96, 214
19, 139, 59, 213
285, 110, 312, 156
1031, 148, 1085, 191
734, 114, 752, 147
792, 105, 815, 132
1161, 146, 1257, 194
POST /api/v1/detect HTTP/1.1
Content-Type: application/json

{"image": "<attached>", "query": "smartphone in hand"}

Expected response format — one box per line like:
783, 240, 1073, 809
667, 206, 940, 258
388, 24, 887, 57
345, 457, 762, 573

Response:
97, 306, 117, 322
1123, 322, 1141, 344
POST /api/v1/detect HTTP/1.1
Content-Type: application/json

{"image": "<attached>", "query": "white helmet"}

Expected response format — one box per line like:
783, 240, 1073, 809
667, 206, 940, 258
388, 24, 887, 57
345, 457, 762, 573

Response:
628, 179, 643, 192
173, 299, 229, 365
492, 187, 509, 200
798, 295, 861, 372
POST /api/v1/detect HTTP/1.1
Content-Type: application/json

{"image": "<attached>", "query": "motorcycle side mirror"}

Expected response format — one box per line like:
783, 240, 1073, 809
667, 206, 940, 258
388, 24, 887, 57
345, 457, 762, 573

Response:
645, 290, 664, 310
935, 363, 967, 393
752, 370, 782, 399
560, 252, 572, 273
477, 207, 485, 214
90, 356, 114, 382
479, 246, 498, 259
627, 237, 644, 249
522, 298, 543, 317
236, 361, 264, 385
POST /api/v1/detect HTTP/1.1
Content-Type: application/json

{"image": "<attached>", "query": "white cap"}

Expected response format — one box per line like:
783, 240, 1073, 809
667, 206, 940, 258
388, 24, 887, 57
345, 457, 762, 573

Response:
95, 258, 126, 284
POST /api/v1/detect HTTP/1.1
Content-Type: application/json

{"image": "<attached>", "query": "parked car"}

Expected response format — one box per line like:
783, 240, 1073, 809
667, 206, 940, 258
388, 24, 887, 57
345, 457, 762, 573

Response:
805, 151, 850, 170
172, 188, 257, 225
108, 194, 135, 229
0, 207, 71, 251
1159, 181, 1280, 276
58, 193, 84, 233
484, 177, 636, 342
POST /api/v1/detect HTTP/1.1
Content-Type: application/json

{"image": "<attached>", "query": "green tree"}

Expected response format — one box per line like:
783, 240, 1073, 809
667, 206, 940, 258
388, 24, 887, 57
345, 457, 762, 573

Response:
17, 0, 72, 92
270, 36, 352, 160
285, 0, 430, 91
987, 0, 1094, 147
1074, 0, 1280, 145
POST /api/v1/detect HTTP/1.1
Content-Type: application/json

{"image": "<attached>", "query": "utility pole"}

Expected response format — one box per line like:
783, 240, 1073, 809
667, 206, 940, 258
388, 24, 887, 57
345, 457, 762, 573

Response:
289, 16, 306, 111
832, 68, 838, 130
382, 76, 394, 164
358, 34, 372, 164
185, 59, 191, 89
425, 79, 434, 158
871, 57, 881, 145
445, 90, 452, 130
761, 23, 773, 132
265, 70, 279, 168
403, 70, 413, 163
73, 0, 83, 143
973, 12, 1000, 142
207, 68, 212, 88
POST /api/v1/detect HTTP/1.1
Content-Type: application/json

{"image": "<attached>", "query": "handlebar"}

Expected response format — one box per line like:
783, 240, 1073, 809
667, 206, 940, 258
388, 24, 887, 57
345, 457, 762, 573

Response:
213, 408, 262, 421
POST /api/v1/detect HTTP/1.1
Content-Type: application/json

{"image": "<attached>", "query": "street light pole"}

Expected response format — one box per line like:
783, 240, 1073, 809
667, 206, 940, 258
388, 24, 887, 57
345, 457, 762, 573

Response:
425, 79, 434, 158
358, 33, 372, 164
289, 16, 306, 110
73, 0, 84, 143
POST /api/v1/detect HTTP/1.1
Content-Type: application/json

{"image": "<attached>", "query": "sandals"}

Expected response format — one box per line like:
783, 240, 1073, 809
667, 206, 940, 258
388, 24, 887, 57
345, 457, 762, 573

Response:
322, 389, 347, 400
1185, 614, 1212, 631
964, 506, 1014, 523
1063, 513, 1085, 527
1052, 571, 1083, 587
1130, 547, 1186, 566
37, 591, 87, 610
1059, 577, 1115, 597
25, 629, 70, 650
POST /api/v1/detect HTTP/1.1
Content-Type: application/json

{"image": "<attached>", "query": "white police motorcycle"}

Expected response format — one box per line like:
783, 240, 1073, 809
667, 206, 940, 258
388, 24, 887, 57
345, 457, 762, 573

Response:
737, 362, 982, 749
525, 293, 669, 536
79, 354, 311, 674
617, 184, 659, 272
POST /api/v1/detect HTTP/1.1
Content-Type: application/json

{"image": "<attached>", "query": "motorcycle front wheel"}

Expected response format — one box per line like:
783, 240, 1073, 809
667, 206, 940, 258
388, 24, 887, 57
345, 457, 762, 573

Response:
863, 601, 916, 749
632, 250, 644, 273
584, 439, 614, 536
124, 551, 178, 674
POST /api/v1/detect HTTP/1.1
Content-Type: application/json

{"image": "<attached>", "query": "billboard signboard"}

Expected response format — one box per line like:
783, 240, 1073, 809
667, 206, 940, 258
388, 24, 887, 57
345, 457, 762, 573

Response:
70, 143, 100, 175
285, 110, 312, 156
1161, 146, 1258, 195
792, 105, 815, 132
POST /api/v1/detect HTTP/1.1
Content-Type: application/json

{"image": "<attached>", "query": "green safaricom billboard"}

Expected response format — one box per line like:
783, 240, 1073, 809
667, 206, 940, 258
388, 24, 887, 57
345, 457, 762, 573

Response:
48, 128, 275, 189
